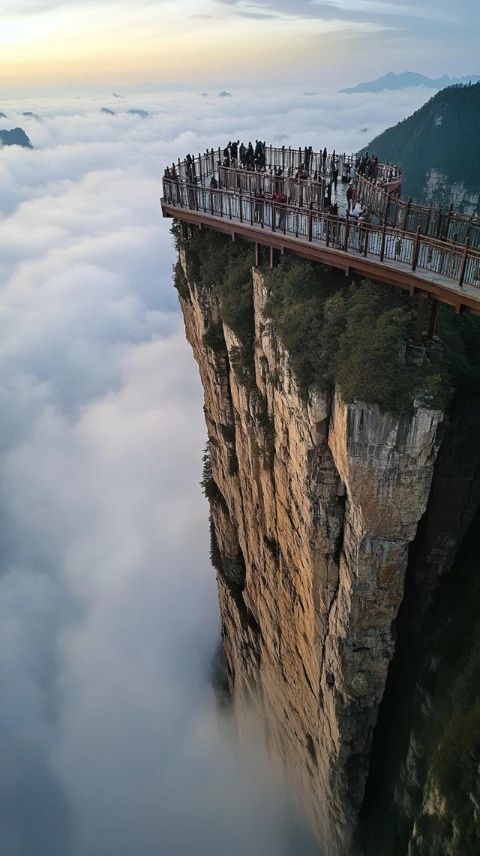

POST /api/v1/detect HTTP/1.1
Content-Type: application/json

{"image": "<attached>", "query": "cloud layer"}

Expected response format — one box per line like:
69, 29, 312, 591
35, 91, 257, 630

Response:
0, 85, 432, 855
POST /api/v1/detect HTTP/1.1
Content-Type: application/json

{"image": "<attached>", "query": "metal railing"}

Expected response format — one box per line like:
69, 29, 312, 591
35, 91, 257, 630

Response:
162, 179, 480, 290
167, 146, 399, 187
357, 176, 480, 248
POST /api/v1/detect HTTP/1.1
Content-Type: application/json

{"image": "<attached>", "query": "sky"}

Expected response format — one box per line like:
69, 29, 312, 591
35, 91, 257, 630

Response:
0, 0, 479, 92
0, 84, 435, 855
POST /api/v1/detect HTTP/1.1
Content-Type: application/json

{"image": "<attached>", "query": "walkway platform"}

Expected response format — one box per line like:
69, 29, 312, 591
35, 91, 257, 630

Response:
162, 146, 480, 316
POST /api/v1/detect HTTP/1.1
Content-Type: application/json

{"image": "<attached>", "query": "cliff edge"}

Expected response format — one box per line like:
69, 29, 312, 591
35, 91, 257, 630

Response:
173, 226, 480, 854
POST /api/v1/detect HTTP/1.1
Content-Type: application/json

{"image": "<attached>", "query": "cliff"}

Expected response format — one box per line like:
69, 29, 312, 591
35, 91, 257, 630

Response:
173, 226, 480, 854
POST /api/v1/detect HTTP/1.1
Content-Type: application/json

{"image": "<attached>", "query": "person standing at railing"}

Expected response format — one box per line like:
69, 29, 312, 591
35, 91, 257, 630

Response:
330, 204, 340, 246
170, 163, 180, 203
346, 182, 354, 214
254, 189, 265, 225
277, 192, 287, 230
358, 209, 370, 254
260, 141, 267, 170
305, 146, 313, 173
163, 167, 172, 202
332, 166, 339, 193
255, 140, 263, 170
324, 181, 333, 209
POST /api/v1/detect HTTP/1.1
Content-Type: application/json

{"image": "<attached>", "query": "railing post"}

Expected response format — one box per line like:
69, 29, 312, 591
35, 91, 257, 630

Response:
466, 216, 473, 243
403, 198, 411, 235
459, 237, 470, 288
412, 228, 421, 271
239, 188, 243, 223
228, 193, 232, 220
326, 218, 330, 247
198, 154, 202, 185
385, 195, 390, 225
447, 202, 454, 238
344, 213, 350, 252
425, 205, 432, 236
380, 222, 387, 261
210, 188, 214, 217
250, 194, 254, 226
308, 202, 313, 242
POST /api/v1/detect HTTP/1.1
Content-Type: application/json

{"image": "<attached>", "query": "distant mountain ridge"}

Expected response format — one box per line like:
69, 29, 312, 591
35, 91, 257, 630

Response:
361, 83, 480, 212
341, 71, 480, 94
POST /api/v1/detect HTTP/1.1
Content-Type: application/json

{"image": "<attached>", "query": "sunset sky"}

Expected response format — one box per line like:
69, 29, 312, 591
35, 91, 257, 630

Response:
1, 0, 478, 91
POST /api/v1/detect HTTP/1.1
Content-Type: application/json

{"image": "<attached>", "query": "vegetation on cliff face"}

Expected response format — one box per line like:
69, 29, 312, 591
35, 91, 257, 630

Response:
363, 83, 480, 205
358, 512, 480, 856
175, 225, 480, 415
265, 255, 480, 415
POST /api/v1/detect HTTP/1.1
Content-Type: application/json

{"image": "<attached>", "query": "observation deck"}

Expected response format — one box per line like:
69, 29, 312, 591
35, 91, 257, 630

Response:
161, 145, 480, 316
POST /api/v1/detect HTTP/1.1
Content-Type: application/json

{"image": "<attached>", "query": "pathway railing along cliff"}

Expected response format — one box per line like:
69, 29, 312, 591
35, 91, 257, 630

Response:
356, 176, 480, 248
162, 146, 480, 314
173, 146, 399, 189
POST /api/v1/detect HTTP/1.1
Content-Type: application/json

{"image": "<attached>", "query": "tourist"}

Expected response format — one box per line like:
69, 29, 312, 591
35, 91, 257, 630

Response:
346, 183, 354, 213
277, 192, 287, 230
254, 189, 265, 224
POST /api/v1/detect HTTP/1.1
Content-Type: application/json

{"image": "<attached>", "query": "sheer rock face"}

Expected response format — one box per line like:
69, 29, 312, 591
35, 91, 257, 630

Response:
178, 258, 443, 854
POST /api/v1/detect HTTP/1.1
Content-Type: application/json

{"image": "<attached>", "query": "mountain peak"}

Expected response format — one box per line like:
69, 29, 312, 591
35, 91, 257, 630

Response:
341, 71, 480, 94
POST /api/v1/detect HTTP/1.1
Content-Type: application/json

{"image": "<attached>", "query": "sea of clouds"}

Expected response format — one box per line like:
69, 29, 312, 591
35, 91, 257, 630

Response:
0, 84, 432, 856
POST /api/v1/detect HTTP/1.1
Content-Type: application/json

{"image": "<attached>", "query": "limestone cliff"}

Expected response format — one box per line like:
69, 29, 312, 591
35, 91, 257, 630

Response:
176, 243, 448, 853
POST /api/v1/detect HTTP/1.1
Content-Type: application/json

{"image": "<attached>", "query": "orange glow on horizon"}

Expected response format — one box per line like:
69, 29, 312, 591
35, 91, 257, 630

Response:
0, 3, 389, 89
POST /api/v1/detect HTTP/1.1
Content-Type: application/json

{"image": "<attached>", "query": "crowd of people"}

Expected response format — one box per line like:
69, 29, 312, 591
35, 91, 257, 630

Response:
163, 143, 398, 226
357, 151, 401, 185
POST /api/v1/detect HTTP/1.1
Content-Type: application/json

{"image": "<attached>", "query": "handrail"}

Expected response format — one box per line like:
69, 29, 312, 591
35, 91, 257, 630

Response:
357, 175, 480, 248
162, 178, 480, 290
168, 145, 400, 185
